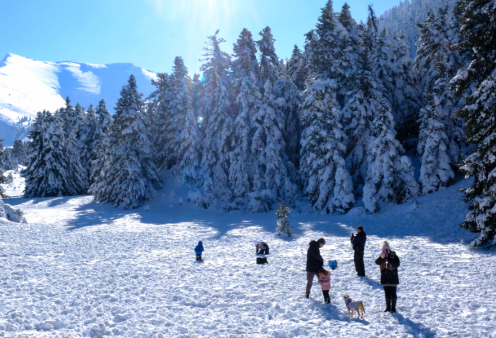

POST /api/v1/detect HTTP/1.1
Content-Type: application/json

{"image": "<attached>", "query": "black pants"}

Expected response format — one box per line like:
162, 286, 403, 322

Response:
196, 254, 202, 261
322, 290, 330, 304
383, 286, 397, 298
354, 251, 365, 276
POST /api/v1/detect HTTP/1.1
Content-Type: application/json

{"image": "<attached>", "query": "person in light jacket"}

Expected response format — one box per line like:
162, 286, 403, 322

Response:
318, 268, 331, 304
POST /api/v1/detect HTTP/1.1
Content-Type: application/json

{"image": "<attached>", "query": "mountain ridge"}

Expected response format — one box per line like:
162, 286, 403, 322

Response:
0, 53, 158, 145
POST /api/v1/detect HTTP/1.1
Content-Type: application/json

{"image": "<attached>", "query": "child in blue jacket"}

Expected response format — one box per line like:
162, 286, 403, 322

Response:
195, 241, 204, 262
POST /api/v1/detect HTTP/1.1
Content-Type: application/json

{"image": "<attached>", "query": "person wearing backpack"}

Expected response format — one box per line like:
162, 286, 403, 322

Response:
195, 241, 204, 262
375, 241, 400, 312
305, 238, 325, 299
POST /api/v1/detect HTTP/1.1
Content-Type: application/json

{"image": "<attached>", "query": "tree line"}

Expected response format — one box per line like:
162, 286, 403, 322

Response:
12, 0, 496, 247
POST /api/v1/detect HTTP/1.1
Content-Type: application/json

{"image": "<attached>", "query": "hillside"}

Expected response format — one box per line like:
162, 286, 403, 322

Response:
0, 53, 157, 145
378, 0, 456, 57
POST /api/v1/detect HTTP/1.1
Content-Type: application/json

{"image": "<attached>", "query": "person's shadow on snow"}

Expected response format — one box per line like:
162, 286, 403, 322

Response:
393, 313, 436, 337
360, 276, 383, 290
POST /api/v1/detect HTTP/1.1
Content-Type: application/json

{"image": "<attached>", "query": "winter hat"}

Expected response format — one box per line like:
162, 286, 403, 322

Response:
317, 238, 326, 245
382, 241, 391, 250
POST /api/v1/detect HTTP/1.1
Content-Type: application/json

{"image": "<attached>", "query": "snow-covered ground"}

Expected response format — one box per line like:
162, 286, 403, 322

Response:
2, 166, 26, 198
1, 174, 495, 337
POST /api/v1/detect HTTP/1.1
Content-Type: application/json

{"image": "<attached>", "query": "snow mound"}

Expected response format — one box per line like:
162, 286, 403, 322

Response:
347, 206, 366, 216
0, 199, 26, 223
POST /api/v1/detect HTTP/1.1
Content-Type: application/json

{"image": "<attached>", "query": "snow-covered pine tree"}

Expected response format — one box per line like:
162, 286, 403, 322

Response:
299, 76, 355, 214
191, 73, 206, 144
22, 111, 47, 197
362, 5, 379, 54
6, 151, 17, 171
306, 0, 337, 77
341, 51, 377, 192
415, 6, 464, 105
451, 0, 496, 247
286, 45, 308, 91
228, 28, 262, 209
147, 73, 166, 160
257, 26, 281, 86
80, 103, 97, 182
275, 201, 292, 236
148, 72, 173, 170
96, 75, 162, 209
11, 140, 27, 166
57, 98, 89, 192
60, 97, 75, 132
197, 31, 234, 209
336, 2, 362, 105
371, 29, 393, 108
168, 56, 200, 186
60, 98, 85, 141
338, 2, 361, 49
417, 62, 458, 194
191, 74, 204, 116
363, 93, 419, 213
306, 0, 359, 107
158, 58, 195, 176
414, 9, 438, 94
59, 108, 89, 195
389, 32, 422, 139
273, 76, 301, 181
369, 25, 422, 140
279, 58, 287, 74
249, 80, 298, 212
415, 6, 465, 194
88, 99, 113, 201
143, 100, 158, 165
0, 139, 7, 198
28, 112, 76, 197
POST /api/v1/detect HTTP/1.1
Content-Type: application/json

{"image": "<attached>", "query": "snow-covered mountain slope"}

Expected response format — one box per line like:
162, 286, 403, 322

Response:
1, 172, 495, 337
378, 0, 456, 57
0, 53, 157, 145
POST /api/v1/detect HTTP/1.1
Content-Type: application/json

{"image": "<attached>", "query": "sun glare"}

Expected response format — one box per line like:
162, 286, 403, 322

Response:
148, 0, 261, 73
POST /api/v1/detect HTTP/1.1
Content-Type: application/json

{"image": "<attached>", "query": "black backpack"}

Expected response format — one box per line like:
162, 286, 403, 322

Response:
257, 257, 268, 264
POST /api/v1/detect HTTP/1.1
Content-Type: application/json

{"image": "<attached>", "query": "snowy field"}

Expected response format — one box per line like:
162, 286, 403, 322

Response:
1, 173, 496, 338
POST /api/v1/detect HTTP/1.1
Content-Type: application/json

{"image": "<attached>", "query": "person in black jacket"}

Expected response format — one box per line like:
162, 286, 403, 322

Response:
351, 225, 366, 276
375, 241, 400, 312
305, 238, 325, 298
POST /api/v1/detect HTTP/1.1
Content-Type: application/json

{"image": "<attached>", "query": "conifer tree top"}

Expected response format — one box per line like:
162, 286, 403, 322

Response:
257, 26, 280, 84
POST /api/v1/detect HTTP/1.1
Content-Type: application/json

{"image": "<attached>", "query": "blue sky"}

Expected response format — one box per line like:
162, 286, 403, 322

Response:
1, 0, 402, 75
